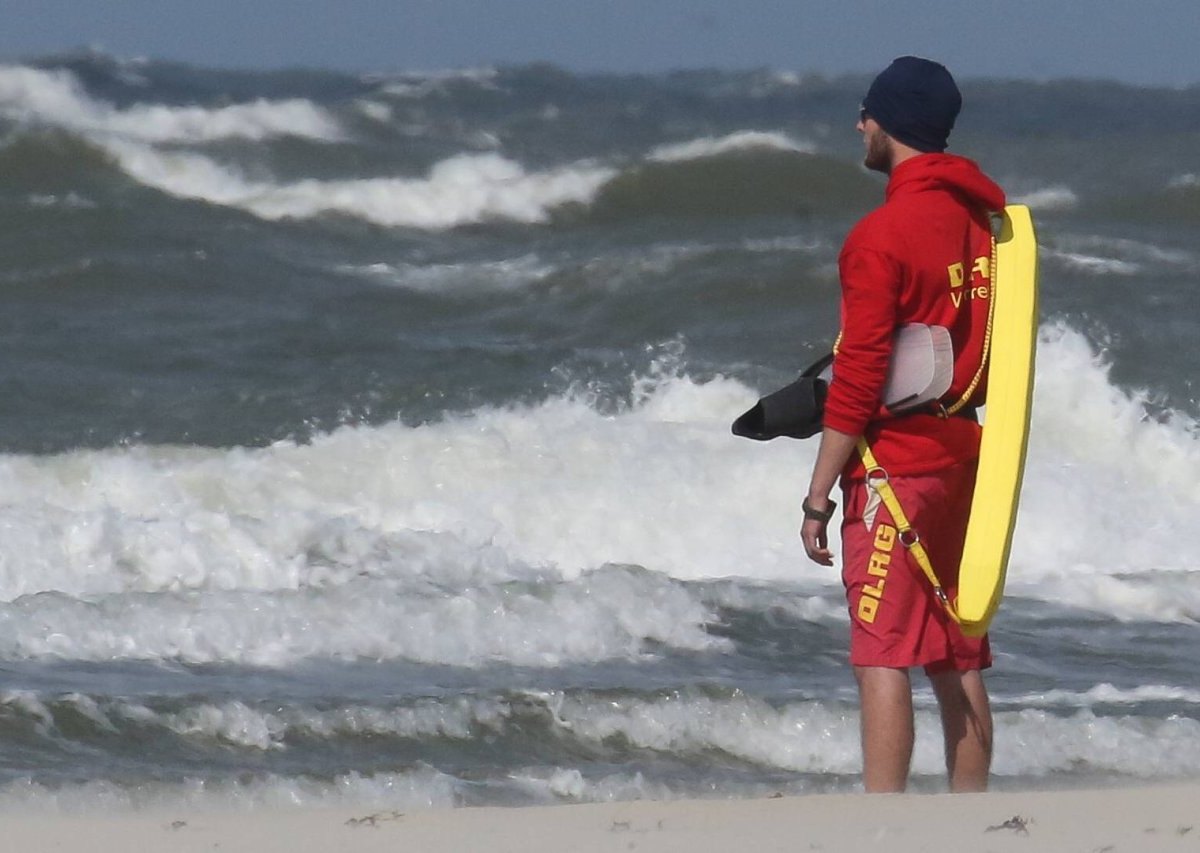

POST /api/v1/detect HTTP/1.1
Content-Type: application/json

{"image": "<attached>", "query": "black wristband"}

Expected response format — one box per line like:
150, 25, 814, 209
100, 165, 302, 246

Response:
802, 497, 837, 523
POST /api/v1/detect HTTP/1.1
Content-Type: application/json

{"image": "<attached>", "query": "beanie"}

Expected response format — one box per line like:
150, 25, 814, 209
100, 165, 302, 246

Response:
862, 56, 961, 153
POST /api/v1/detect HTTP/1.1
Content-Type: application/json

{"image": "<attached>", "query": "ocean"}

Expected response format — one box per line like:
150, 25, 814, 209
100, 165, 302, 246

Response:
0, 52, 1196, 812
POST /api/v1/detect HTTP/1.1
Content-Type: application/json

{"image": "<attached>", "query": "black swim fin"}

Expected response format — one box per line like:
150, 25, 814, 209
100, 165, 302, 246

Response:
731, 352, 833, 441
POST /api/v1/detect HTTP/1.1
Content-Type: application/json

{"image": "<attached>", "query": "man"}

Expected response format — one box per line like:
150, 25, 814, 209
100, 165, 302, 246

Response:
799, 57, 1005, 794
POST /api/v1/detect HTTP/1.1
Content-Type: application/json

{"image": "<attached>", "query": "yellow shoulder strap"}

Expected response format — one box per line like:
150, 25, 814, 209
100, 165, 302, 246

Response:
855, 438, 962, 624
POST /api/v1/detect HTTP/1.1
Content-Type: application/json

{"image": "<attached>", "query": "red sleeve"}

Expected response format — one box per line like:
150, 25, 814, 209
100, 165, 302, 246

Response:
823, 243, 901, 435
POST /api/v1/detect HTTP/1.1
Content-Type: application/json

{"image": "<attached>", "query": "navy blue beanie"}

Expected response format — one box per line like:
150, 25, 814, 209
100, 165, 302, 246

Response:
862, 56, 961, 153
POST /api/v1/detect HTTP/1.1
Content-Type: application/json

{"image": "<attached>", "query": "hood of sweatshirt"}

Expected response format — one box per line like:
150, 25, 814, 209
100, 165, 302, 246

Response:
885, 153, 1006, 211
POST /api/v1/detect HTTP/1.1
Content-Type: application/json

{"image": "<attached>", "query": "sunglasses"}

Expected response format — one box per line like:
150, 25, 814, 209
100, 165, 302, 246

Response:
859, 105, 869, 123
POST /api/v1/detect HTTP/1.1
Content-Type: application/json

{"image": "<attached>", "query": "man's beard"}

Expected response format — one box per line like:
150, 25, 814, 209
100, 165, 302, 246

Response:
863, 129, 891, 173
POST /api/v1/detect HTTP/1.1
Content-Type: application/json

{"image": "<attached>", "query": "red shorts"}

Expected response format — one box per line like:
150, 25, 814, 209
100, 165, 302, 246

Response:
840, 459, 992, 674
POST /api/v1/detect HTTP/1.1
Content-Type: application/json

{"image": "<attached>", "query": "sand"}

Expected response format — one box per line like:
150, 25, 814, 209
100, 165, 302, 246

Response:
6, 784, 1197, 853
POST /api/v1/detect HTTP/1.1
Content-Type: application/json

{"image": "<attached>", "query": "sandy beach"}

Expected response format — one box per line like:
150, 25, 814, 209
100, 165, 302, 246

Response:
7, 784, 1197, 853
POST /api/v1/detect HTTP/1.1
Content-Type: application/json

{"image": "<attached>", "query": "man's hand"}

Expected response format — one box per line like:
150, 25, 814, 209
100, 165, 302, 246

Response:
802, 426, 857, 568
801, 499, 836, 565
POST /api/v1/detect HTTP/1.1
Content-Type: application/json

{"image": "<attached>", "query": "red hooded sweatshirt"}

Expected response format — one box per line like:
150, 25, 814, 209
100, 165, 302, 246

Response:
824, 153, 1007, 479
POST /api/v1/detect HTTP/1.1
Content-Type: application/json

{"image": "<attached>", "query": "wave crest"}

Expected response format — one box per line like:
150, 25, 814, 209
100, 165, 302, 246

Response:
102, 143, 616, 228
648, 131, 816, 163
0, 64, 342, 143
592, 148, 878, 220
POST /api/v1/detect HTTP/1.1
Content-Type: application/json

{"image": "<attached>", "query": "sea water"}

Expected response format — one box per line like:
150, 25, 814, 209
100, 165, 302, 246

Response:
0, 53, 1196, 811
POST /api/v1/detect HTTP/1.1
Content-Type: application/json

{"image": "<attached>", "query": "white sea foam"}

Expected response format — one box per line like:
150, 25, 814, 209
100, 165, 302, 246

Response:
0, 763, 671, 815
1042, 248, 1142, 276
991, 709, 1200, 778
1011, 185, 1079, 211
372, 68, 500, 99
648, 131, 816, 163
555, 691, 1200, 780
343, 254, 556, 292
1099, 235, 1193, 265
0, 68, 815, 231
1007, 322, 1200, 620
997, 683, 1200, 708
26, 192, 96, 210
354, 99, 393, 123
15, 688, 1194, 794
3, 362, 813, 666
740, 235, 827, 254
769, 71, 803, 87
0, 544, 726, 666
505, 768, 679, 804
1, 701, 1189, 815
0, 323, 1194, 668
55, 695, 507, 751
1042, 232, 1195, 277
0, 65, 342, 143
344, 235, 827, 294
102, 141, 615, 228
557, 691, 862, 774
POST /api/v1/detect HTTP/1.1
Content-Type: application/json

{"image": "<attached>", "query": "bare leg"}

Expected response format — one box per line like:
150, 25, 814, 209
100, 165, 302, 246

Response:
853, 666, 914, 793
929, 668, 992, 792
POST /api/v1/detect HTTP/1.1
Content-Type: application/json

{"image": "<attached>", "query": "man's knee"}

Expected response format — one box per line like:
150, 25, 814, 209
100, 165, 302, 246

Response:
854, 665, 910, 687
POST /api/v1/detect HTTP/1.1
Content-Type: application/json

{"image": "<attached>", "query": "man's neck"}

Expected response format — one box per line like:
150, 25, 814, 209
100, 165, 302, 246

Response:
888, 146, 921, 175
886, 140, 927, 175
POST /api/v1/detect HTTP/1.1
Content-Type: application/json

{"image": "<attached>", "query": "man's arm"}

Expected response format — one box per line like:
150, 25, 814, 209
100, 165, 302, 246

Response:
801, 426, 859, 565
803, 239, 899, 566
